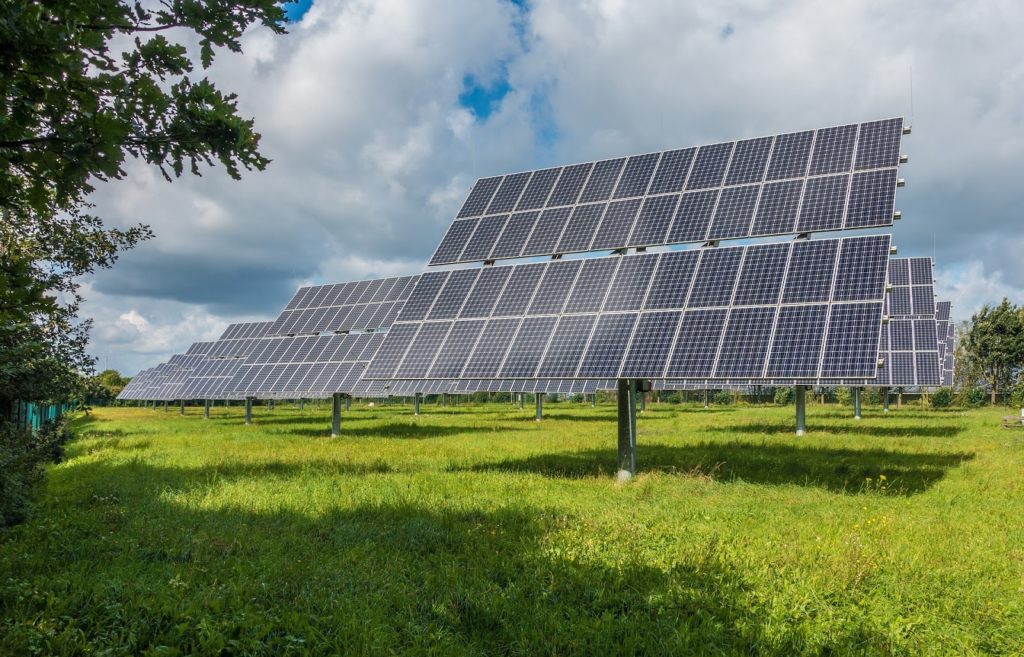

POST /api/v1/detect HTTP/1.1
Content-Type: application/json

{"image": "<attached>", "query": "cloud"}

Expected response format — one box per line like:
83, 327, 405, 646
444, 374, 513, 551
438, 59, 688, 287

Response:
83, 0, 1024, 374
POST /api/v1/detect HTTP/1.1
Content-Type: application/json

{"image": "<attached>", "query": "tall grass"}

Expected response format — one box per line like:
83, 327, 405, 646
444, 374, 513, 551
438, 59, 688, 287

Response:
1, 400, 1021, 655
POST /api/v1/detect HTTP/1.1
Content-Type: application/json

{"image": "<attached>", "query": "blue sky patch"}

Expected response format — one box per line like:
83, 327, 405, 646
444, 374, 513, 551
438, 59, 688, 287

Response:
721, 23, 735, 39
459, 73, 512, 121
284, 0, 314, 22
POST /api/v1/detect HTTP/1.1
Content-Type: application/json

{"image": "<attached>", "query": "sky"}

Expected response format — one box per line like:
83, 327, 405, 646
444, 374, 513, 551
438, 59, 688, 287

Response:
81, 0, 1024, 375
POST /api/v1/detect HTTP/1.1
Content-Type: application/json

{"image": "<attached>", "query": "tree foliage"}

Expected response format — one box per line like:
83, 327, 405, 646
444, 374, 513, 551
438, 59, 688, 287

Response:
962, 299, 1024, 404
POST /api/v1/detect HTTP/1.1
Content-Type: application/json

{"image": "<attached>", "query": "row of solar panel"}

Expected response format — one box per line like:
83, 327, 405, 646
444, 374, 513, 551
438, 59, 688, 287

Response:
431, 169, 898, 265
219, 321, 275, 341
282, 276, 418, 312
455, 118, 904, 220
241, 333, 385, 367
226, 362, 376, 396
269, 301, 403, 336
886, 286, 936, 317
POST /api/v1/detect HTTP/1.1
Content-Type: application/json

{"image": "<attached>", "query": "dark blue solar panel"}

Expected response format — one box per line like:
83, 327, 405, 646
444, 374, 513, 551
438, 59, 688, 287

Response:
486, 172, 531, 215
647, 148, 696, 194
492, 262, 546, 316
613, 153, 660, 199
686, 247, 743, 308
796, 174, 848, 232
913, 319, 937, 350
706, 185, 760, 240
395, 322, 452, 378
522, 207, 571, 256
888, 259, 910, 286
644, 250, 700, 310
547, 163, 593, 207
427, 320, 485, 379
427, 269, 480, 320
370, 279, 398, 303
765, 304, 828, 378
911, 286, 935, 316
809, 124, 857, 175
459, 266, 512, 318
591, 198, 642, 250
766, 130, 813, 181
665, 190, 718, 243
686, 142, 733, 190
855, 118, 903, 170
579, 158, 626, 203
528, 260, 582, 315
430, 219, 479, 266
619, 311, 682, 378
909, 258, 933, 285
460, 215, 508, 262
888, 287, 912, 316
556, 203, 606, 253
463, 318, 520, 378
833, 235, 890, 302
733, 242, 789, 306
915, 352, 940, 386
498, 316, 557, 377
845, 169, 896, 229
489, 211, 539, 259
713, 307, 776, 377
396, 271, 449, 322
782, 240, 838, 303
355, 279, 385, 304
457, 177, 502, 218
749, 179, 802, 236
563, 257, 619, 313
820, 302, 884, 378
516, 168, 561, 211
628, 194, 680, 247
577, 313, 638, 378
603, 254, 658, 311
536, 314, 598, 377
725, 136, 773, 186
889, 352, 915, 386
664, 309, 728, 378
364, 323, 419, 378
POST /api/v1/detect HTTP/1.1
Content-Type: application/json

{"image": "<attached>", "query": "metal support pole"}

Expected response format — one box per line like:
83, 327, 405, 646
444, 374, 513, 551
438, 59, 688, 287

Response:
591, 393, 595, 408
854, 387, 862, 420
204, 399, 210, 419
299, 398, 304, 411
442, 393, 446, 408
519, 393, 524, 410
180, 399, 185, 416
244, 397, 253, 425
617, 379, 637, 481
345, 395, 351, 412
332, 392, 342, 437
883, 388, 890, 412
704, 390, 709, 408
414, 393, 420, 416
640, 393, 646, 413
536, 394, 543, 421
795, 385, 806, 436
163, 400, 168, 413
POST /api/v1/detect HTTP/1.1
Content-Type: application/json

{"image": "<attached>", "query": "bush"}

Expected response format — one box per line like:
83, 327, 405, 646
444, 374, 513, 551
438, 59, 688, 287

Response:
930, 388, 952, 408
773, 387, 794, 405
713, 390, 733, 405
0, 416, 73, 528
961, 387, 988, 408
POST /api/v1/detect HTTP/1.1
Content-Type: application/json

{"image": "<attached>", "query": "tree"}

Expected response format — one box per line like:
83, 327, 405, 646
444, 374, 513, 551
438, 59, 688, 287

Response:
1, 0, 288, 525
963, 299, 1024, 405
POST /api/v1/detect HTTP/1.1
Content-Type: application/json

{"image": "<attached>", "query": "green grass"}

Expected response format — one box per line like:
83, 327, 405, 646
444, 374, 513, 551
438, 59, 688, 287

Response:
1, 399, 1022, 655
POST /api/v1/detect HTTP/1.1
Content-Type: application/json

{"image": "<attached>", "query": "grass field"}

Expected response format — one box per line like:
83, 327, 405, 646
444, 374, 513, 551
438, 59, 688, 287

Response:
1, 399, 1022, 655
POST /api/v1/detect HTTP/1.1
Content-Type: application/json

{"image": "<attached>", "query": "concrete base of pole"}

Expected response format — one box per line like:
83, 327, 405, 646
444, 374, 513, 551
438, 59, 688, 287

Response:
332, 392, 342, 437
795, 385, 806, 436
617, 379, 637, 481
244, 397, 253, 425
536, 394, 543, 421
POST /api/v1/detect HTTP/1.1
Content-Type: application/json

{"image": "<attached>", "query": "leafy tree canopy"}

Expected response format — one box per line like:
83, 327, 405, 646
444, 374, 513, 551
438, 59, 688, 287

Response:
964, 299, 1024, 404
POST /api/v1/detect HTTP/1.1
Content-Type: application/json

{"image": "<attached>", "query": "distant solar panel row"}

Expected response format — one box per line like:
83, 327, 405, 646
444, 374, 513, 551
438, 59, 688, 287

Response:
885, 256, 934, 317
368, 234, 890, 382
269, 276, 419, 336
431, 118, 904, 265
219, 321, 275, 341
282, 276, 418, 311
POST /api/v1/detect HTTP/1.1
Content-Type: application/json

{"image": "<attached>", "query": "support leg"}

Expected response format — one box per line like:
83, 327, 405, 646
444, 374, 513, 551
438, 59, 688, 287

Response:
332, 392, 342, 437
536, 394, 543, 421
704, 390, 709, 408
883, 388, 890, 412
245, 397, 253, 425
345, 395, 351, 412
180, 399, 185, 416
795, 385, 806, 436
854, 387, 862, 420
442, 393, 446, 408
204, 399, 210, 419
519, 393, 524, 410
591, 393, 595, 408
414, 393, 420, 416
617, 379, 637, 481
163, 400, 168, 413
300, 398, 304, 411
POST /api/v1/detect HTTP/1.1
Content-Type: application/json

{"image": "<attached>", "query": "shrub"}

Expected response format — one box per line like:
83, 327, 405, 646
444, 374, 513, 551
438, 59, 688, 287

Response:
713, 390, 733, 405
835, 387, 853, 406
962, 387, 988, 408
930, 388, 952, 408
0, 416, 73, 528
774, 387, 794, 405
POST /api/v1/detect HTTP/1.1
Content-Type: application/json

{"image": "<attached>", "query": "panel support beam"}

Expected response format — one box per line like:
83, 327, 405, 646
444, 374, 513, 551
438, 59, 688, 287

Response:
795, 385, 806, 436
617, 379, 637, 481
536, 394, 543, 421
854, 387, 862, 420
332, 392, 342, 437
244, 397, 253, 425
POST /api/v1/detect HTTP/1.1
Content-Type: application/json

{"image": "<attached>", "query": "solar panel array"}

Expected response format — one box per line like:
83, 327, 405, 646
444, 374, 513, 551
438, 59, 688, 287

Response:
877, 257, 940, 387
268, 276, 418, 336
430, 118, 904, 266
936, 301, 955, 386
367, 234, 891, 382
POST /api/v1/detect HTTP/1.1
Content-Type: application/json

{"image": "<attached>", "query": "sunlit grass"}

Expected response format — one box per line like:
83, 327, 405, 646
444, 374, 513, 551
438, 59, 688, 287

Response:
1, 399, 1022, 655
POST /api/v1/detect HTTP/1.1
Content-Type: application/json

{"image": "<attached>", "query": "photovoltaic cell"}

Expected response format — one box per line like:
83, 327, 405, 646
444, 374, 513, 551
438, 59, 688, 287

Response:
547, 163, 592, 207
888, 287, 912, 316
397, 271, 449, 322
427, 269, 479, 320
665, 190, 718, 243
460, 215, 508, 261
591, 198, 642, 250
486, 172, 531, 215
463, 318, 520, 378
619, 311, 681, 378
430, 219, 479, 266
820, 302, 884, 378
910, 258, 933, 285
395, 322, 452, 378
516, 168, 560, 211
911, 286, 935, 316
765, 304, 828, 377
725, 136, 773, 186
459, 266, 512, 318
614, 153, 660, 199
686, 248, 743, 308
686, 142, 734, 190
628, 194, 680, 247
832, 235, 890, 302
855, 118, 904, 170
713, 307, 777, 377
809, 124, 857, 175
492, 263, 545, 316
457, 177, 502, 218
733, 242, 789, 306
845, 169, 897, 229
664, 309, 728, 378
498, 316, 557, 377
490, 212, 538, 259
603, 255, 658, 312
796, 174, 849, 232
556, 204, 606, 253
647, 148, 696, 194
577, 314, 638, 378
579, 158, 626, 203
563, 258, 619, 313
527, 260, 582, 315
749, 180, 802, 236
644, 250, 700, 310
427, 320, 485, 378
766, 131, 814, 181
522, 207, 571, 256
706, 184, 760, 240
782, 240, 838, 304
536, 314, 597, 377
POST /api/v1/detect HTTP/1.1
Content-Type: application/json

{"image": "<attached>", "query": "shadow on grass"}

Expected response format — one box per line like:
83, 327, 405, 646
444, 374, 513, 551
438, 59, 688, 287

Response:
3, 457, 898, 655
457, 442, 973, 495
281, 421, 495, 440
709, 420, 964, 438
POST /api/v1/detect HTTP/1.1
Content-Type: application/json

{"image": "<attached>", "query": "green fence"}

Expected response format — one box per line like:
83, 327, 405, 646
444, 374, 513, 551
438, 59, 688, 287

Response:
12, 401, 73, 433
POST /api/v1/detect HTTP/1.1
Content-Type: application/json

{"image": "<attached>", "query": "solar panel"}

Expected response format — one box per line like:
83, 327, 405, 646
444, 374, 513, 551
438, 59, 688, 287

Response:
270, 275, 418, 336
876, 258, 941, 387
368, 233, 891, 381
430, 118, 904, 265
